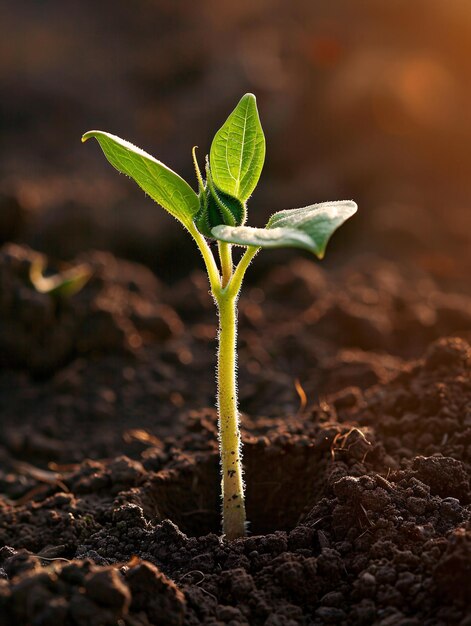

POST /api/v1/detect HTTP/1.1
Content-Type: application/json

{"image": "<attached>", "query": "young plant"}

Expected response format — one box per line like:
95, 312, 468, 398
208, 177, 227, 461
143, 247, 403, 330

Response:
82, 94, 357, 540
30, 256, 92, 298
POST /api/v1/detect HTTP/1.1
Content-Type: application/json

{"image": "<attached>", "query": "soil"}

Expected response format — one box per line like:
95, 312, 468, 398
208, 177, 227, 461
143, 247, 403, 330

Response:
1, 242, 471, 625
2, 3, 471, 622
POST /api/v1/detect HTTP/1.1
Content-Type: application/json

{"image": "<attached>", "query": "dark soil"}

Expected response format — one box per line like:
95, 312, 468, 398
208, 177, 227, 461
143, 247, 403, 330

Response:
1, 243, 471, 625
2, 1, 471, 623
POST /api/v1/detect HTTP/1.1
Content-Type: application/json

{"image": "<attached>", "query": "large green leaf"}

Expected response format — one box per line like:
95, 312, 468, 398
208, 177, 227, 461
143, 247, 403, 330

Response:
82, 131, 199, 227
209, 94, 265, 203
211, 200, 357, 258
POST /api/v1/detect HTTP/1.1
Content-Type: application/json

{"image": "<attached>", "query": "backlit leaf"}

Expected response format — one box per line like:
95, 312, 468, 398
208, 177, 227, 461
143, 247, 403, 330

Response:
212, 201, 357, 258
209, 94, 265, 203
82, 131, 199, 227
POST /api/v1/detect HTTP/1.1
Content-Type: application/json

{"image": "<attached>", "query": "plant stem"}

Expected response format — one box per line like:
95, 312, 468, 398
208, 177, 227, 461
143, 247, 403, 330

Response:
218, 242, 233, 288
228, 245, 259, 297
192, 234, 257, 540
188, 224, 221, 293
216, 289, 246, 539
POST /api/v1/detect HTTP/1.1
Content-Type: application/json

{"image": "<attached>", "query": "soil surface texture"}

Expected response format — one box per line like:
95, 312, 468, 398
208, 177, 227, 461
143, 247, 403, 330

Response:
1, 243, 471, 625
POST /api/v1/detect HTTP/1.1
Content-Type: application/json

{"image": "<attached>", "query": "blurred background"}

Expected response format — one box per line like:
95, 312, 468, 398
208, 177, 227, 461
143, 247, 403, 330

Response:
1, 0, 471, 287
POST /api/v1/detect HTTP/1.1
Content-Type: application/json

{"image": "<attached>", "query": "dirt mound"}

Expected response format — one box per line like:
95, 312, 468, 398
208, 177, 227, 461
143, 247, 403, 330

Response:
0, 552, 184, 626
0, 244, 182, 374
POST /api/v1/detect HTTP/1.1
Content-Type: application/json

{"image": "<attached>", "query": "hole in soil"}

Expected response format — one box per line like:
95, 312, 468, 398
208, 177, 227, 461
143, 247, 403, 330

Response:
141, 441, 325, 536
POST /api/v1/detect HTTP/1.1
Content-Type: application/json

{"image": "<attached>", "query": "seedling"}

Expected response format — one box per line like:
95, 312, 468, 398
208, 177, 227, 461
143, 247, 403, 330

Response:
30, 257, 92, 298
82, 94, 357, 540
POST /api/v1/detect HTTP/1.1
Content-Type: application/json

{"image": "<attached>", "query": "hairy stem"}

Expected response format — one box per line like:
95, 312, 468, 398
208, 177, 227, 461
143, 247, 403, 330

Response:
188, 224, 221, 293
192, 236, 258, 539
216, 290, 246, 539
218, 242, 233, 288
228, 246, 260, 297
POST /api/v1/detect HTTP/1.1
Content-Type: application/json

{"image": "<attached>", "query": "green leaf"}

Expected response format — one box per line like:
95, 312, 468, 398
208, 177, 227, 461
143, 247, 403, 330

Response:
82, 131, 199, 227
211, 200, 357, 258
206, 164, 246, 226
209, 94, 265, 203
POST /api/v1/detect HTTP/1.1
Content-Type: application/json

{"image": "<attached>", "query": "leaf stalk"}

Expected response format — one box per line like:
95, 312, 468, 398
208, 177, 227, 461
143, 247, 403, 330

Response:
218, 242, 233, 288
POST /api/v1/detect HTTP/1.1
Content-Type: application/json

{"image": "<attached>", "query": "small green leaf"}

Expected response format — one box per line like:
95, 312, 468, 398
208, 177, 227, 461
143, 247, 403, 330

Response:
194, 155, 247, 238
210, 94, 265, 203
82, 131, 199, 227
206, 164, 246, 226
211, 201, 357, 258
